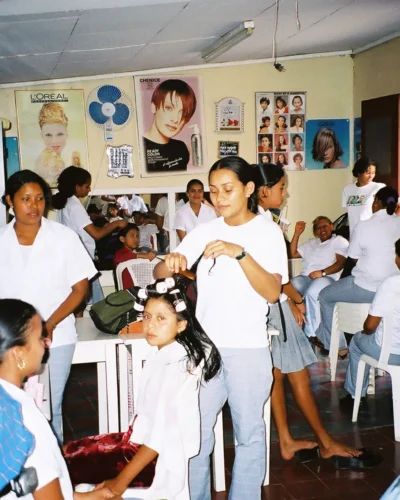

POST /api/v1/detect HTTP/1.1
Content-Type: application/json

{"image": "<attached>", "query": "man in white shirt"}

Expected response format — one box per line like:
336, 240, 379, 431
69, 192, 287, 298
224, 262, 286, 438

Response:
117, 194, 148, 217
344, 239, 400, 398
132, 211, 158, 251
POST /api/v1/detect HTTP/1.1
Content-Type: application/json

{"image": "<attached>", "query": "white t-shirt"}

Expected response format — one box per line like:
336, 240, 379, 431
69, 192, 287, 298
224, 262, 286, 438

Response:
369, 274, 400, 354
56, 195, 95, 259
176, 215, 288, 348
117, 195, 148, 215
137, 223, 158, 248
349, 209, 400, 291
342, 181, 385, 237
0, 218, 97, 347
258, 206, 273, 221
173, 202, 217, 234
130, 341, 201, 499
0, 379, 74, 500
298, 235, 349, 280
163, 200, 185, 232
155, 196, 168, 217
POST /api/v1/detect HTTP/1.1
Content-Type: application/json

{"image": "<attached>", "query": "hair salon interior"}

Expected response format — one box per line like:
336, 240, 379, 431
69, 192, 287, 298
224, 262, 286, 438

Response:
1, 0, 400, 499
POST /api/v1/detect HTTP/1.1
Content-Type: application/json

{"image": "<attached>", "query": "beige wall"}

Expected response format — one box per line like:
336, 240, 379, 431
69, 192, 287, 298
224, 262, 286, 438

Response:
354, 37, 400, 116
0, 55, 354, 240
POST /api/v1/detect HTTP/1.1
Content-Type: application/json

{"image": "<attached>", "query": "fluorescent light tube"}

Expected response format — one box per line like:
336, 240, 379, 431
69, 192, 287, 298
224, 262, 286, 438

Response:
202, 21, 255, 63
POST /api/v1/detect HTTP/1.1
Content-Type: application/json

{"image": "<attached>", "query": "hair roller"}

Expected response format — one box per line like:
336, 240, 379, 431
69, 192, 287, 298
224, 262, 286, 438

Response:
169, 289, 187, 313
138, 288, 148, 299
133, 295, 146, 312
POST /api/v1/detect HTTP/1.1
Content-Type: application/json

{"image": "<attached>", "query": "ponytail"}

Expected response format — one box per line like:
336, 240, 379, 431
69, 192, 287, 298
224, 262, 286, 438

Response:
52, 166, 91, 210
374, 186, 398, 216
253, 163, 285, 194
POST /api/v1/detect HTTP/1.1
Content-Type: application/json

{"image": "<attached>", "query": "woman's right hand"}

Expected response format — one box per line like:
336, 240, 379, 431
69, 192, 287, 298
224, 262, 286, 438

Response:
288, 299, 306, 327
115, 220, 128, 230
294, 221, 306, 235
165, 253, 188, 273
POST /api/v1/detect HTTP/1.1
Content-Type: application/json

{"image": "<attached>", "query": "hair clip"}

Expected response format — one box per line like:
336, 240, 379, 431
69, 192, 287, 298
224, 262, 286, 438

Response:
169, 289, 187, 312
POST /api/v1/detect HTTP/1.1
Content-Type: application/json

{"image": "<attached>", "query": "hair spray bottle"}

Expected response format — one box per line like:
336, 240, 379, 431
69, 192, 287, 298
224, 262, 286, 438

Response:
189, 124, 203, 167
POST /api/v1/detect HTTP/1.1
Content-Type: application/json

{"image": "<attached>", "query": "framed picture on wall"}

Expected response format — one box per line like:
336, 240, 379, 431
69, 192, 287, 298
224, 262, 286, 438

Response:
305, 119, 350, 170
218, 141, 239, 157
215, 97, 244, 132
14, 89, 89, 187
134, 75, 207, 177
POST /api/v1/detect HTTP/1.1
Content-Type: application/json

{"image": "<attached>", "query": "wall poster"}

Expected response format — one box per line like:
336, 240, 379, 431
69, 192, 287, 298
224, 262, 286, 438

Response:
256, 92, 306, 170
134, 75, 207, 177
305, 119, 350, 170
15, 90, 88, 187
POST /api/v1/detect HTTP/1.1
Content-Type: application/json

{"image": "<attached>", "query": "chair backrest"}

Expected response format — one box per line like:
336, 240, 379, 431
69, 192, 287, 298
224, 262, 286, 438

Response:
334, 302, 371, 334
116, 258, 158, 290
288, 258, 303, 279
378, 294, 399, 366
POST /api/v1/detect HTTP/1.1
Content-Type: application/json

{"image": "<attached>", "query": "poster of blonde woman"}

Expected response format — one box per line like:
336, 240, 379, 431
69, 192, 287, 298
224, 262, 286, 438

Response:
15, 90, 88, 186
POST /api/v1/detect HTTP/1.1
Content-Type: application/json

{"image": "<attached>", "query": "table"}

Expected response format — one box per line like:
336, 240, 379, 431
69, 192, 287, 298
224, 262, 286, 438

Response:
74, 318, 123, 433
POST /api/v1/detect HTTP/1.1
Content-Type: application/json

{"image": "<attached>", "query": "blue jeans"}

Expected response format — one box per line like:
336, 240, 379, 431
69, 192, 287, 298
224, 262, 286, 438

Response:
189, 348, 273, 500
315, 276, 375, 350
291, 275, 334, 338
344, 332, 400, 397
48, 343, 76, 444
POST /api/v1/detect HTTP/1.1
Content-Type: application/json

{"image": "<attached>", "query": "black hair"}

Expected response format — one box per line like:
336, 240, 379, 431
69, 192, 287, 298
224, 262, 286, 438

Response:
253, 163, 285, 191
292, 134, 303, 145
107, 203, 119, 215
395, 238, 400, 258
375, 186, 398, 215
0, 299, 38, 363
352, 156, 378, 177
276, 96, 287, 107
186, 179, 204, 192
52, 166, 91, 209
260, 97, 270, 105
2, 170, 52, 210
208, 156, 258, 214
118, 222, 139, 239
262, 116, 271, 124
134, 275, 221, 382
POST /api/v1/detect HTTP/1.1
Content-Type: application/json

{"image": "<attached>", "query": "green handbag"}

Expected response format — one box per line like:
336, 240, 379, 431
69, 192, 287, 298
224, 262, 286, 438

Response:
89, 289, 139, 335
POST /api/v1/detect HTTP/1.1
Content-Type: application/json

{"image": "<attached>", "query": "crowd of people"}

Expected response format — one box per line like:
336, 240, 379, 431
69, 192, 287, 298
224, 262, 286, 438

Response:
1, 153, 399, 499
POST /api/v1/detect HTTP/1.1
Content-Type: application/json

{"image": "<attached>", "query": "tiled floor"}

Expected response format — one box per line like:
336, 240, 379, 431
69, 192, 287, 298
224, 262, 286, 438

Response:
63, 351, 399, 499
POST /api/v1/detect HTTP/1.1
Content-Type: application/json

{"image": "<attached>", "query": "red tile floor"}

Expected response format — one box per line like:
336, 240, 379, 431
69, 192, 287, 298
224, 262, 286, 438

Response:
63, 351, 399, 499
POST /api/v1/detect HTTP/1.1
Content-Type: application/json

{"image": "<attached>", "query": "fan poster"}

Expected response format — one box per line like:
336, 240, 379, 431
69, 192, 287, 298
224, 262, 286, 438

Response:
134, 75, 207, 177
15, 90, 88, 187
256, 92, 306, 171
305, 119, 350, 170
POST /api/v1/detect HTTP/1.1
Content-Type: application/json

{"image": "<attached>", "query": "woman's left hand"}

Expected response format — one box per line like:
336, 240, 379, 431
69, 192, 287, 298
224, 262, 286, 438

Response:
84, 486, 122, 499
203, 240, 243, 260
95, 480, 123, 497
309, 270, 322, 280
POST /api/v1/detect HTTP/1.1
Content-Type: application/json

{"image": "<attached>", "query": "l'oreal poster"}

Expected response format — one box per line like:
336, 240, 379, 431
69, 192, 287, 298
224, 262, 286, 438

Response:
134, 75, 207, 177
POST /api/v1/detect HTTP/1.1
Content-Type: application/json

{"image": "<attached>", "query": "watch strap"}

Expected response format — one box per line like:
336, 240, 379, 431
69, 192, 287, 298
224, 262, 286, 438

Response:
236, 249, 247, 261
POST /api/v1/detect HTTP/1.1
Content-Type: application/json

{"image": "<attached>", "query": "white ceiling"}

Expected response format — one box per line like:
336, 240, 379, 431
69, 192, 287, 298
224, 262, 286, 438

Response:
0, 0, 399, 84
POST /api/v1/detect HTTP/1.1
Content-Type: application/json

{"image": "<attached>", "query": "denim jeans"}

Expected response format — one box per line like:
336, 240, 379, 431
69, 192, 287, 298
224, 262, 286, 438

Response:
291, 275, 335, 338
344, 332, 400, 397
189, 347, 273, 500
315, 276, 375, 350
48, 343, 76, 444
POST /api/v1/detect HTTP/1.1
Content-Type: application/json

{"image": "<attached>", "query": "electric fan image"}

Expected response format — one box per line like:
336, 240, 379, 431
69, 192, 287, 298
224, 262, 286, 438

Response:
87, 85, 132, 141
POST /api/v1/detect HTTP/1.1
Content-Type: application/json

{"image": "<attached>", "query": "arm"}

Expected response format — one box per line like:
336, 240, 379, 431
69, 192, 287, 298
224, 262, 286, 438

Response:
33, 478, 63, 500
309, 253, 347, 279
176, 229, 186, 241
84, 220, 127, 241
282, 282, 306, 326
155, 214, 165, 231
100, 445, 158, 496
290, 221, 306, 258
363, 314, 382, 335
137, 251, 156, 261
45, 278, 88, 339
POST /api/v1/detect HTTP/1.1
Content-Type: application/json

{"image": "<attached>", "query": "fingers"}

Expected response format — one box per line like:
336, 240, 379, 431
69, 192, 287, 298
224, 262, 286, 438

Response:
165, 253, 187, 273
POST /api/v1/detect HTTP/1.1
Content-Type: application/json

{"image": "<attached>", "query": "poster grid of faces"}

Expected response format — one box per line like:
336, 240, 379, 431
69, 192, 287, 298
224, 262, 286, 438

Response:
255, 92, 306, 171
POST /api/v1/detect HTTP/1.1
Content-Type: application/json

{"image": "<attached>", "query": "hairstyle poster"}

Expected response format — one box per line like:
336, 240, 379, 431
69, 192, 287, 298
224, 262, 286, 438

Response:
305, 119, 350, 170
256, 92, 306, 171
134, 75, 207, 177
14, 90, 88, 187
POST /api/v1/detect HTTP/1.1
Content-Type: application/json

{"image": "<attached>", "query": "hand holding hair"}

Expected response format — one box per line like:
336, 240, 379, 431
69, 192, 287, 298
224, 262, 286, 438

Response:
165, 252, 188, 274
203, 240, 244, 260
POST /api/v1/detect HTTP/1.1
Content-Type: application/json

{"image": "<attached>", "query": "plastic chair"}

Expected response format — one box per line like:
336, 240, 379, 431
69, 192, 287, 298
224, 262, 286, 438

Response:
288, 257, 303, 279
329, 302, 370, 381
212, 327, 279, 492
116, 258, 158, 290
352, 305, 400, 441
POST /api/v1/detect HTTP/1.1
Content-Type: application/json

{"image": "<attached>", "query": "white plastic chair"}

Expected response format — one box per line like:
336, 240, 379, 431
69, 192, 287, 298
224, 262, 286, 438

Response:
288, 257, 303, 279
329, 302, 371, 381
352, 307, 400, 440
116, 258, 158, 290
212, 327, 279, 492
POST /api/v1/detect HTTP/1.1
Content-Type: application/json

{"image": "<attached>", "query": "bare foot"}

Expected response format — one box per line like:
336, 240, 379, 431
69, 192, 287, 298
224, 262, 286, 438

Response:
280, 438, 318, 460
318, 439, 362, 459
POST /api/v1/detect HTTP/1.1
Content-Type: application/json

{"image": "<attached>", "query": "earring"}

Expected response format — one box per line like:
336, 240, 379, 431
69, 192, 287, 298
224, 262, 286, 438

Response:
16, 358, 26, 370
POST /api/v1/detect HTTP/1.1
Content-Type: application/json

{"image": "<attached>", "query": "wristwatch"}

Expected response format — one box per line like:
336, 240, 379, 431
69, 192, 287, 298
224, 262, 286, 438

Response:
321, 269, 327, 277
236, 249, 247, 261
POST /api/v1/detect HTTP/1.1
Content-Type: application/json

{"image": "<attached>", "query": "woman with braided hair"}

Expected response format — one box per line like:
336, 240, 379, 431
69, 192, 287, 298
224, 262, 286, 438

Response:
64, 275, 221, 500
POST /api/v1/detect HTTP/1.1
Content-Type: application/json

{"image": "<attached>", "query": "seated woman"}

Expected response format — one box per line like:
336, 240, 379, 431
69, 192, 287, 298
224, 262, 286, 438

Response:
0, 298, 120, 499
290, 216, 348, 340
113, 223, 156, 289
64, 276, 221, 499
315, 186, 400, 357
344, 238, 400, 400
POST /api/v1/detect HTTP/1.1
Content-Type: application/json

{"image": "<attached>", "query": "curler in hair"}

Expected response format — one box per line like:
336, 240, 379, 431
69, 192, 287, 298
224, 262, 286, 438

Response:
169, 289, 187, 312
138, 288, 148, 299
133, 295, 146, 312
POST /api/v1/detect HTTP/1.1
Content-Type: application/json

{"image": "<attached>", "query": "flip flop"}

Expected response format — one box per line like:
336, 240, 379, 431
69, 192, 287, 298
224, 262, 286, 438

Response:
296, 447, 383, 470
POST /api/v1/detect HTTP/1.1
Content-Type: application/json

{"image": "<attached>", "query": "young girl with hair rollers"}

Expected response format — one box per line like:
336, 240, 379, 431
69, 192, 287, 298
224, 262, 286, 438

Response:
64, 275, 221, 499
